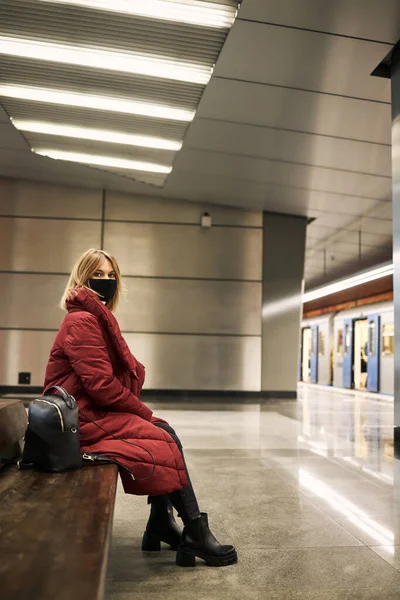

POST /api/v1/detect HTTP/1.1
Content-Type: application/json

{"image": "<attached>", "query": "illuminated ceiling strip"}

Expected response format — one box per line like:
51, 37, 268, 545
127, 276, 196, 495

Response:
302, 264, 394, 303
0, 37, 212, 85
0, 85, 195, 122
12, 120, 182, 151
34, 148, 172, 174
38, 0, 237, 29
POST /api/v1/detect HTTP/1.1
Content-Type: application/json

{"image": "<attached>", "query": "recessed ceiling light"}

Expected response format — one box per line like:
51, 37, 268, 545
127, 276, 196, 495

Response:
302, 263, 394, 303
12, 120, 182, 151
0, 36, 213, 85
0, 85, 195, 122
38, 0, 237, 29
34, 148, 172, 174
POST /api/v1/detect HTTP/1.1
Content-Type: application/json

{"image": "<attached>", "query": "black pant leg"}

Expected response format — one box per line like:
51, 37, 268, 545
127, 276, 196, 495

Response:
153, 422, 201, 524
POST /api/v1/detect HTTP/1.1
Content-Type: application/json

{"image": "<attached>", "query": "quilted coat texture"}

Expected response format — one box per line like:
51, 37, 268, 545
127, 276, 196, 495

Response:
44, 288, 188, 495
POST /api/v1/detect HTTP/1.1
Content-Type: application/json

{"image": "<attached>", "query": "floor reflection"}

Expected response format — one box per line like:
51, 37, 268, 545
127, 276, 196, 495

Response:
297, 384, 394, 485
265, 384, 398, 550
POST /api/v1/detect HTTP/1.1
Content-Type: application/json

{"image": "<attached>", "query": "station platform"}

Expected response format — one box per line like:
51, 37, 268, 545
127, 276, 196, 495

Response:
106, 386, 400, 600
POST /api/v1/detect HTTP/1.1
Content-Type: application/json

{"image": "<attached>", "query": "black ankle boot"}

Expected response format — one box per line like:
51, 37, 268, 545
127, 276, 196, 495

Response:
142, 496, 182, 551
176, 513, 237, 567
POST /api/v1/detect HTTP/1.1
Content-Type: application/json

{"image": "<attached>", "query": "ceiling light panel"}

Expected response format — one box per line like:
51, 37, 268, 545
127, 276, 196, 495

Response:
34, 148, 173, 174
37, 0, 238, 29
0, 37, 213, 85
0, 0, 238, 184
0, 86, 195, 122
12, 120, 182, 151
1, 99, 189, 140
0, 56, 204, 109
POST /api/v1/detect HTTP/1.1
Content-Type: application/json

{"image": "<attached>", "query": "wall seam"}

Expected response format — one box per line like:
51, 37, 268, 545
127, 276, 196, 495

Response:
100, 189, 106, 250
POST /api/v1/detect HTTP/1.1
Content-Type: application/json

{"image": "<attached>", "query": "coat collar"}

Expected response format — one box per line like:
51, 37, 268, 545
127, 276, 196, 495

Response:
66, 288, 138, 378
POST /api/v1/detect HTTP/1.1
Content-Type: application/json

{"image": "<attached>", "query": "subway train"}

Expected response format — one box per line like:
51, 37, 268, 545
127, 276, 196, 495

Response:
300, 301, 394, 395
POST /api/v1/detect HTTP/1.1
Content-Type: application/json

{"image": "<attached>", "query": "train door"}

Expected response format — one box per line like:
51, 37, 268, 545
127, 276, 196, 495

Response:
353, 318, 368, 391
310, 325, 318, 383
343, 319, 353, 389
367, 314, 380, 393
301, 327, 311, 382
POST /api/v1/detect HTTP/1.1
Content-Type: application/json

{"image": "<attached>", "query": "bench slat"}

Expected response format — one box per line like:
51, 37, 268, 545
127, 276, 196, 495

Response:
0, 464, 118, 600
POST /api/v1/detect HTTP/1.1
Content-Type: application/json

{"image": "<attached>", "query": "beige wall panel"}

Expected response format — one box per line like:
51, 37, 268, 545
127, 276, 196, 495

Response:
105, 191, 262, 227
0, 218, 102, 272
0, 330, 261, 391
0, 177, 102, 218
0, 329, 55, 386
0, 274, 67, 329
125, 334, 261, 390
104, 222, 262, 280
117, 278, 261, 335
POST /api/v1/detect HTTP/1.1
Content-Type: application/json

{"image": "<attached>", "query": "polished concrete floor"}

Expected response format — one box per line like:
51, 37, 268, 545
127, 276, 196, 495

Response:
106, 385, 400, 600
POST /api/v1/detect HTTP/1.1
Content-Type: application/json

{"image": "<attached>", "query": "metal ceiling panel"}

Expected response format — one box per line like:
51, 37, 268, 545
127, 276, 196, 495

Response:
306, 209, 392, 231
173, 148, 391, 200
0, 105, 9, 123
197, 78, 391, 144
165, 170, 382, 216
184, 119, 392, 177
364, 203, 394, 221
307, 230, 392, 249
238, 0, 400, 44
0, 123, 30, 150
353, 218, 393, 234
308, 219, 393, 238
326, 241, 392, 256
216, 20, 391, 102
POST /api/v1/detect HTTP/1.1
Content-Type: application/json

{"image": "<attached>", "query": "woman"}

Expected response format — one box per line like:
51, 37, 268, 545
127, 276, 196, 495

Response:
44, 248, 237, 568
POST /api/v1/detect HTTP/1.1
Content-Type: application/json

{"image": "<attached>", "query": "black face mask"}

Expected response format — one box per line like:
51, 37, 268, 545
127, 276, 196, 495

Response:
89, 278, 117, 302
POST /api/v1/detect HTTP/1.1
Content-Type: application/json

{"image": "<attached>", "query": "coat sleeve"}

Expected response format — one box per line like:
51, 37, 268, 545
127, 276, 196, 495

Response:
63, 315, 153, 421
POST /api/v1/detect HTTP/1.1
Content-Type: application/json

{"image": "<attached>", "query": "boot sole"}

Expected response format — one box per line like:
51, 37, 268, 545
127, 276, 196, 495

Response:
176, 545, 238, 567
142, 531, 180, 552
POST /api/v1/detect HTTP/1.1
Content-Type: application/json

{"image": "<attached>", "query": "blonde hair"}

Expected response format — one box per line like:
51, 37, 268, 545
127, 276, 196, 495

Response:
60, 248, 122, 312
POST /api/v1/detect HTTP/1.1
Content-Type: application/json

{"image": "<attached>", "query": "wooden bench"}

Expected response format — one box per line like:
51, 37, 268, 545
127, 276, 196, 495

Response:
0, 399, 118, 600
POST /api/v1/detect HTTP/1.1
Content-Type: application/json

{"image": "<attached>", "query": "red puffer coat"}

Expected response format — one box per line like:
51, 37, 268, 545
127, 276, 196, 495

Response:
44, 287, 188, 496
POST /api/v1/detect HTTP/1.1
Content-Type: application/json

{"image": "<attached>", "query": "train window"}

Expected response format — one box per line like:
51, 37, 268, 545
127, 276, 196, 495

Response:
337, 329, 343, 355
369, 321, 376, 356
382, 323, 394, 356
344, 324, 351, 356
319, 331, 325, 356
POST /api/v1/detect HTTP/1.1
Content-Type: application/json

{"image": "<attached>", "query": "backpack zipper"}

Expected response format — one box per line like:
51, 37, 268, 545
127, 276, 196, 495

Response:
35, 399, 65, 432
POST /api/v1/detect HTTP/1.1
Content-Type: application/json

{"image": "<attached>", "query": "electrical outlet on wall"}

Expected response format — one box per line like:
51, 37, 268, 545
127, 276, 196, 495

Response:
18, 372, 31, 385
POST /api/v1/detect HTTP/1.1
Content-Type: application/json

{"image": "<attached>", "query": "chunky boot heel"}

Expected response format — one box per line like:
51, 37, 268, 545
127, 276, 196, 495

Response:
176, 546, 196, 567
141, 532, 161, 552
177, 513, 237, 568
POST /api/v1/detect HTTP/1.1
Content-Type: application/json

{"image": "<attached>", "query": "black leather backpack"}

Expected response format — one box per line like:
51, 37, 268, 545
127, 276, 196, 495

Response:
20, 386, 82, 472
